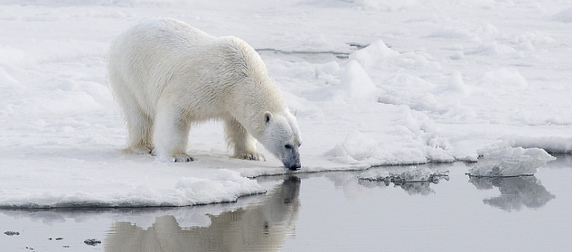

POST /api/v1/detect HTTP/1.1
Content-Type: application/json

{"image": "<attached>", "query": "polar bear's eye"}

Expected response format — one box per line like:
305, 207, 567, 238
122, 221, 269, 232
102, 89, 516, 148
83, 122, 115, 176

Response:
285, 144, 293, 149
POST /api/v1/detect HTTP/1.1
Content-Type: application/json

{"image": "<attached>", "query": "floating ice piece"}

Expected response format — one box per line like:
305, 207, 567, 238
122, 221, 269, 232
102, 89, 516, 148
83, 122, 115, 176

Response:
358, 166, 449, 185
4, 231, 20, 236
84, 239, 102, 246
468, 147, 555, 177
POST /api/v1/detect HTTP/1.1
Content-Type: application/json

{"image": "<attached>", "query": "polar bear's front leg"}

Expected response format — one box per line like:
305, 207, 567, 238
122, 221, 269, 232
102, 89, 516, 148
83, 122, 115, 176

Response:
225, 118, 265, 161
152, 105, 193, 162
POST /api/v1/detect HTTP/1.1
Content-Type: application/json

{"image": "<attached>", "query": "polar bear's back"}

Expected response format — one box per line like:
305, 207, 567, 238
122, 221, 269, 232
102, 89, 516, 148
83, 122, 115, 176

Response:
109, 17, 284, 124
108, 18, 217, 114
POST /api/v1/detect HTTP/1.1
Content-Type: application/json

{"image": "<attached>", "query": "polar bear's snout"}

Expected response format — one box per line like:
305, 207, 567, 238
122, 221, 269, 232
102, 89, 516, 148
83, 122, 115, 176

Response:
282, 144, 301, 170
261, 111, 302, 170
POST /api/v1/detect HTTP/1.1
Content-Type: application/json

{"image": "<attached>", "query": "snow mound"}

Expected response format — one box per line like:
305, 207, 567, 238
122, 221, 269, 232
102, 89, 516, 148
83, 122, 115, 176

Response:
474, 67, 528, 88
468, 147, 555, 177
510, 137, 572, 154
358, 166, 449, 184
339, 60, 377, 102
552, 7, 572, 23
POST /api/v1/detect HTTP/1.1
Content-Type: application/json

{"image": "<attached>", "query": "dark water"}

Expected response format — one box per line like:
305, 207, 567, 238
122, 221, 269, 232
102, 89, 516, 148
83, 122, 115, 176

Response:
2, 156, 572, 251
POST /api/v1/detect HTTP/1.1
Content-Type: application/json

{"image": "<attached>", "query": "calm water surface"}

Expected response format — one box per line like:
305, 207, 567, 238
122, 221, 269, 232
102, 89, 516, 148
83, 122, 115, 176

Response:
2, 156, 572, 251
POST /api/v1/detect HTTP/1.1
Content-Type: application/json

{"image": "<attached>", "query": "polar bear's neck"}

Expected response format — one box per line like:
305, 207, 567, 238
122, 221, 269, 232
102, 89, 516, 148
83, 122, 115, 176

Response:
229, 75, 287, 140
219, 37, 288, 139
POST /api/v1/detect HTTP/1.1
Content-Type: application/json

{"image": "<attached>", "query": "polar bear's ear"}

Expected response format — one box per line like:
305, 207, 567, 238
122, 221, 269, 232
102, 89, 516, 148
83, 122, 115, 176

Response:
289, 108, 298, 117
264, 111, 273, 124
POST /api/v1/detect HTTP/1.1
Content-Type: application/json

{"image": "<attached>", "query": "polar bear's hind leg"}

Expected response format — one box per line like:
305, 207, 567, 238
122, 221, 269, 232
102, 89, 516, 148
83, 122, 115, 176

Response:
152, 102, 194, 162
125, 111, 154, 155
114, 82, 155, 155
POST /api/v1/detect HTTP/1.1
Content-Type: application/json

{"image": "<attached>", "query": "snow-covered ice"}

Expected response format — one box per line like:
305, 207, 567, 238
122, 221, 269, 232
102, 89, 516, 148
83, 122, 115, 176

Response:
1, 0, 572, 208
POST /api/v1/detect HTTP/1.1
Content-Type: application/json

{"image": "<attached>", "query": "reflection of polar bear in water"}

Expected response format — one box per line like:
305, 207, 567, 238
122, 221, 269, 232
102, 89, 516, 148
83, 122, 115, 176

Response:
108, 18, 301, 169
105, 177, 301, 252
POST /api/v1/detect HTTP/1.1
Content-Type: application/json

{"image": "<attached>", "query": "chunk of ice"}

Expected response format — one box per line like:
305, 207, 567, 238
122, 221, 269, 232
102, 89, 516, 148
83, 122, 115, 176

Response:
468, 147, 555, 177
358, 166, 449, 184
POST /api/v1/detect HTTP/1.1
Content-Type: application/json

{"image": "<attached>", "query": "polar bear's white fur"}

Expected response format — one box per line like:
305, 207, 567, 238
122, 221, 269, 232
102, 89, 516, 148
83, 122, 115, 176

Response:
108, 18, 302, 170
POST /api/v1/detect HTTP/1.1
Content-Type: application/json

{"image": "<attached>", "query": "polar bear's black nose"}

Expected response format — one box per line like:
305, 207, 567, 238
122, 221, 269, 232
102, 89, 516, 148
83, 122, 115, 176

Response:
283, 147, 301, 170
288, 163, 301, 171
285, 159, 301, 170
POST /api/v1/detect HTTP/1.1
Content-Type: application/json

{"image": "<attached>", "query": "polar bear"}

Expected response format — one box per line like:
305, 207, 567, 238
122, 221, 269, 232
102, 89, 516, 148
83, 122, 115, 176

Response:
108, 18, 302, 170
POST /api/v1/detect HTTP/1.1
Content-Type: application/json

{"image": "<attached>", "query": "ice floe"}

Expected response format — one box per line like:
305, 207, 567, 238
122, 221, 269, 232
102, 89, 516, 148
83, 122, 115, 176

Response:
468, 147, 556, 177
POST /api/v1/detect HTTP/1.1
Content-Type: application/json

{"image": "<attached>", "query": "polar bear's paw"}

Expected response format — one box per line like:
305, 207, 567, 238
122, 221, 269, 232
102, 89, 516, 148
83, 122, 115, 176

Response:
235, 152, 266, 162
172, 153, 194, 162
124, 145, 153, 155
155, 153, 194, 162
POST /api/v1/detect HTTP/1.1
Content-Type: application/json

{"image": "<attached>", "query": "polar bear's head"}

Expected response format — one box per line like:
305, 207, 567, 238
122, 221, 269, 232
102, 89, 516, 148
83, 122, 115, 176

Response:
261, 111, 302, 170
